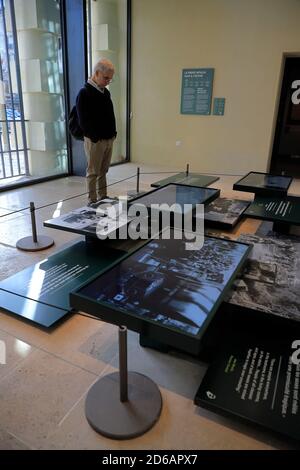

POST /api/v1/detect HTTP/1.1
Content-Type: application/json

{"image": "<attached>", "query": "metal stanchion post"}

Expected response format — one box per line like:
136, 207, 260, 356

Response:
136, 166, 140, 195
84, 325, 162, 439
186, 163, 190, 176
119, 326, 128, 402
16, 201, 54, 252
127, 166, 146, 199
30, 202, 38, 243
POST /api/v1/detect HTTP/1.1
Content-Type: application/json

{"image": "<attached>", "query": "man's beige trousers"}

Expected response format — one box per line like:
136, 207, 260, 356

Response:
84, 137, 114, 202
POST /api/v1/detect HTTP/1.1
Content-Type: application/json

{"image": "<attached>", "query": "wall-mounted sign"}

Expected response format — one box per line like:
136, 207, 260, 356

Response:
213, 97, 225, 115
180, 68, 214, 115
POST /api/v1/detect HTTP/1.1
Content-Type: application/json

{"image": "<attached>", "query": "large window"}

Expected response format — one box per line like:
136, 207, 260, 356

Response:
87, 0, 130, 164
0, 0, 68, 189
0, 0, 28, 183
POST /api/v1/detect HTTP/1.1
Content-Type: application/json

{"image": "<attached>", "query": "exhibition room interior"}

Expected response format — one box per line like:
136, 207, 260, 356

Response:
0, 0, 300, 451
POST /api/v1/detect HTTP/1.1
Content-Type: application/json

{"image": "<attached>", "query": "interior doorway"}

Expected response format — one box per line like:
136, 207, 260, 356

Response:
270, 56, 300, 177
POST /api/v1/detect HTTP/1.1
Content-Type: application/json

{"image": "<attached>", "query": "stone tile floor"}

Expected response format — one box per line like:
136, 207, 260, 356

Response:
0, 163, 299, 449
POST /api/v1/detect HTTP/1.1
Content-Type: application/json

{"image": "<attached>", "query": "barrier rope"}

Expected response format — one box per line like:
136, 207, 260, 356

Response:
35, 173, 137, 211
0, 166, 231, 220
0, 206, 30, 219
0, 173, 137, 218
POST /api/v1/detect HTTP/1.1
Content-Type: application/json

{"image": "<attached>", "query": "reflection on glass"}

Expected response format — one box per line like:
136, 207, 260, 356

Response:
79, 231, 249, 337
22, 264, 46, 320
237, 172, 292, 190
131, 184, 218, 213
0, 0, 68, 185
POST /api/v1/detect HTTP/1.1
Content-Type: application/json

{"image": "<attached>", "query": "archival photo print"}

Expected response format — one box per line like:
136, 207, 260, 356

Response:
203, 198, 250, 227
44, 198, 129, 236
79, 231, 249, 337
227, 232, 300, 320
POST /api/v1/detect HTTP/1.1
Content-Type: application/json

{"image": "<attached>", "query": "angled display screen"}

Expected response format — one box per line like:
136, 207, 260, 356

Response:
130, 183, 220, 214
71, 229, 250, 354
151, 172, 219, 188
233, 171, 292, 195
244, 195, 300, 225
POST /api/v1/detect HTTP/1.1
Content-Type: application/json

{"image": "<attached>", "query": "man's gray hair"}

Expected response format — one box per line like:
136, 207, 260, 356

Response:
93, 58, 114, 74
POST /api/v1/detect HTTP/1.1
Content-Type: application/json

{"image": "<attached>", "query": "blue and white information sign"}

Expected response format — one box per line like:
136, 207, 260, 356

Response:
213, 98, 225, 115
180, 68, 214, 115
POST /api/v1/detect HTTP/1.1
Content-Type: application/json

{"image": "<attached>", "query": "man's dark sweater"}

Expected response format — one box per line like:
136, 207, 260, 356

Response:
76, 83, 116, 143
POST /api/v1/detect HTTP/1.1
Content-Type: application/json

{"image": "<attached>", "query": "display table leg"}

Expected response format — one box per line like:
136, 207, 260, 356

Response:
85, 326, 162, 440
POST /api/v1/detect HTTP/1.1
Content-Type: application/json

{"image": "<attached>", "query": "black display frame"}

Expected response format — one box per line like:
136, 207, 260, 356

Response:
70, 230, 251, 356
194, 301, 300, 444
202, 198, 251, 230
233, 171, 293, 196
244, 194, 300, 226
150, 173, 219, 189
129, 183, 220, 215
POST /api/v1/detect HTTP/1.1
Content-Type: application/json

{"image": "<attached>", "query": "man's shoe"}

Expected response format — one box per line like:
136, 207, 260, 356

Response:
87, 200, 98, 208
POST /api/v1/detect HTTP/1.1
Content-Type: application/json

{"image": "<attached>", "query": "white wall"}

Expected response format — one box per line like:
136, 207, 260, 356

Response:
131, 0, 300, 174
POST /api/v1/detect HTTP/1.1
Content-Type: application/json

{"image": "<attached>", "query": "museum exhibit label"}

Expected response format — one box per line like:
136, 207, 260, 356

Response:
71, 229, 251, 355
180, 68, 214, 115
244, 195, 300, 226
0, 241, 125, 327
213, 97, 226, 116
195, 334, 300, 442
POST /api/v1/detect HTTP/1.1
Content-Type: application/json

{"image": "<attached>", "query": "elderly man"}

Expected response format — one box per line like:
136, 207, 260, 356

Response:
76, 58, 117, 205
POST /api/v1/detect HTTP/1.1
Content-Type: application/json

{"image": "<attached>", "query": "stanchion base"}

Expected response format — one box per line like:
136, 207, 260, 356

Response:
16, 235, 54, 252
85, 371, 162, 440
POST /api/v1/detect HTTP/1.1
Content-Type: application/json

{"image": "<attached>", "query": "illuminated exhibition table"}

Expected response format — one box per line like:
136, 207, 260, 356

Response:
244, 194, 300, 233
151, 172, 219, 188
71, 230, 251, 356
233, 171, 293, 196
70, 228, 250, 439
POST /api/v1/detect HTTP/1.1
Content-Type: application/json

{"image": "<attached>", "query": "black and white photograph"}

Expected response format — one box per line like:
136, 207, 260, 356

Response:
79, 231, 250, 337
203, 198, 250, 228
44, 198, 131, 237
227, 232, 300, 320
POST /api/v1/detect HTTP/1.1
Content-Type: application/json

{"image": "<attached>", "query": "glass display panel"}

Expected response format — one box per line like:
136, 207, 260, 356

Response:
130, 184, 219, 214
151, 173, 219, 188
75, 230, 250, 344
233, 172, 292, 195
